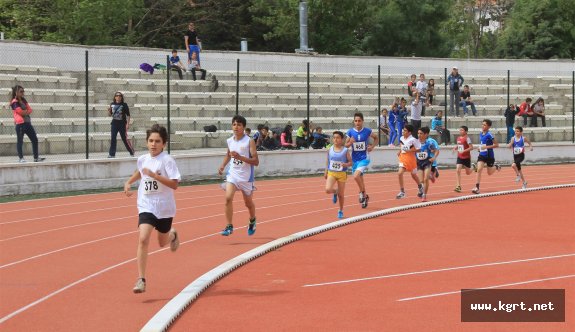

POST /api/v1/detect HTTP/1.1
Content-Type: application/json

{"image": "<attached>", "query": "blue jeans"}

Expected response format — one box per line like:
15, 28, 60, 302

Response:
460, 101, 477, 115
15, 122, 39, 159
506, 125, 514, 144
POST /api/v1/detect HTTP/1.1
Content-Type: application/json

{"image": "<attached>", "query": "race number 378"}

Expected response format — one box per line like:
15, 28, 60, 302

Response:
143, 179, 162, 194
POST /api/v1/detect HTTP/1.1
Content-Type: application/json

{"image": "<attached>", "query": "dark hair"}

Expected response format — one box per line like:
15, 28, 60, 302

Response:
526, 97, 532, 103
460, 125, 469, 132
232, 115, 247, 127
11, 85, 27, 103
419, 126, 430, 134
302, 119, 309, 126
483, 119, 492, 126
171, 49, 177, 53
404, 124, 414, 133
354, 112, 364, 120
257, 124, 265, 130
464, 84, 469, 88
515, 126, 523, 132
146, 124, 169, 143
112, 91, 124, 103
245, 127, 251, 133
333, 130, 344, 139
283, 124, 293, 142
263, 125, 269, 131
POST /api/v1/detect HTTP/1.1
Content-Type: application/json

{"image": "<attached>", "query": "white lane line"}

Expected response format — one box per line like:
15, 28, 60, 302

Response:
303, 253, 575, 287
397, 274, 575, 302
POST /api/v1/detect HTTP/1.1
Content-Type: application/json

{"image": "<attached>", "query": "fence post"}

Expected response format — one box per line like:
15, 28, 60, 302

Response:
85, 50, 89, 159
166, 55, 171, 153
306, 62, 310, 142
444, 67, 447, 124
572, 70, 574, 143
506, 69, 510, 113
236, 59, 240, 116
378, 65, 381, 146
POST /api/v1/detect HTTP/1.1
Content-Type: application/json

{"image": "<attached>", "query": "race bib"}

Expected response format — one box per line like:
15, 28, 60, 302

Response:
143, 178, 162, 195
479, 144, 487, 153
401, 144, 410, 153
353, 141, 366, 151
513, 147, 523, 155
416, 151, 428, 160
329, 160, 343, 171
232, 158, 244, 166
457, 144, 464, 153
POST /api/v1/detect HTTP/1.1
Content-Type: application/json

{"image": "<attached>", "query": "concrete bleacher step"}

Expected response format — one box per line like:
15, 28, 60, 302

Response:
0, 64, 60, 76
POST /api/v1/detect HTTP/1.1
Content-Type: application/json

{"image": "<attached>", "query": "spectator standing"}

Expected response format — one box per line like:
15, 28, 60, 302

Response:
184, 22, 201, 66
431, 110, 451, 145
379, 108, 390, 145
169, 49, 186, 80
531, 97, 546, 127
407, 74, 417, 98
396, 98, 409, 141
426, 78, 435, 106
10, 85, 45, 162
446, 67, 464, 116
410, 91, 423, 139
387, 104, 398, 146
108, 91, 135, 158
459, 85, 477, 116
518, 97, 534, 127
504, 104, 520, 143
415, 73, 428, 116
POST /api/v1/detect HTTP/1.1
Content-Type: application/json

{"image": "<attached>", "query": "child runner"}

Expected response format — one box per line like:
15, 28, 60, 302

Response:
324, 131, 353, 218
218, 115, 259, 236
508, 126, 533, 189
345, 112, 379, 208
452, 125, 474, 192
123, 124, 181, 294
471, 119, 501, 194
416, 127, 440, 202
396, 124, 423, 199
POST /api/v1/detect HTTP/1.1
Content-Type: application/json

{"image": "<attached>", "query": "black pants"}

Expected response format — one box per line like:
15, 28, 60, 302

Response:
411, 119, 421, 139
170, 65, 183, 79
192, 68, 206, 80
109, 120, 134, 156
522, 114, 545, 127
15, 122, 39, 159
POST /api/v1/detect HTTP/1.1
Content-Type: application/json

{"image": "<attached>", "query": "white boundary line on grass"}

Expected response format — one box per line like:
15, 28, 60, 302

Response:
140, 183, 575, 332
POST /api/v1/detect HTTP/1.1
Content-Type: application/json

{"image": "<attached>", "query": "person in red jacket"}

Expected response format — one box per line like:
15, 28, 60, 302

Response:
10, 85, 45, 163
518, 97, 534, 127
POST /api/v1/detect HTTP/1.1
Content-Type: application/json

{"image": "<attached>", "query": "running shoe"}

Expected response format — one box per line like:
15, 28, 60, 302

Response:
396, 191, 406, 199
337, 210, 344, 219
421, 194, 427, 202
495, 164, 501, 171
361, 195, 369, 208
472, 163, 477, 172
417, 186, 424, 198
169, 229, 179, 252
472, 187, 480, 194
522, 182, 528, 189
133, 278, 146, 294
221, 224, 234, 236
434, 169, 439, 178
332, 191, 338, 204
454, 186, 462, 193
515, 175, 521, 183
358, 192, 365, 203
34, 157, 46, 162
248, 219, 256, 236
18, 158, 26, 163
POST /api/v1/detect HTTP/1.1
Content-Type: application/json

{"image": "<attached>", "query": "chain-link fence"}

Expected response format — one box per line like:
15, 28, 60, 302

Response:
1, 44, 573, 163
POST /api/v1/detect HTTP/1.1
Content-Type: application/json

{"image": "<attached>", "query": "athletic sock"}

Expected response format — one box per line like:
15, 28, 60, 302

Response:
476, 183, 480, 189
249, 218, 256, 224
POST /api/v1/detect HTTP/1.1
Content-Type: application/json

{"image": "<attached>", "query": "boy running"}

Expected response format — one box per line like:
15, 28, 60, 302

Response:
218, 115, 260, 236
124, 124, 181, 294
416, 127, 440, 202
452, 125, 474, 192
471, 119, 501, 194
508, 126, 533, 189
396, 124, 423, 199
345, 112, 379, 208
324, 131, 353, 219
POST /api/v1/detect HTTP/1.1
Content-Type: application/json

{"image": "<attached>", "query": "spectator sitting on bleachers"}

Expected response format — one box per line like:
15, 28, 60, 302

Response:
431, 110, 451, 145
252, 124, 264, 142
518, 97, 534, 127
188, 51, 206, 81
459, 84, 477, 117
296, 119, 312, 149
531, 97, 546, 127
311, 127, 330, 149
169, 49, 186, 80
259, 126, 280, 150
280, 124, 297, 149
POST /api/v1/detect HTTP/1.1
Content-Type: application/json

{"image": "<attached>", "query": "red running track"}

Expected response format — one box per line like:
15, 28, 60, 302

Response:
0, 164, 574, 331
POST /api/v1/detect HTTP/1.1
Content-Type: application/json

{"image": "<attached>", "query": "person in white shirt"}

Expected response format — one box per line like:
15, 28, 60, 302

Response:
124, 124, 181, 294
218, 115, 260, 236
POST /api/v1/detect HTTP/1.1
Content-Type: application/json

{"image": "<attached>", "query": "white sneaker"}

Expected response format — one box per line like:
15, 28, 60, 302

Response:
472, 187, 480, 194
522, 182, 528, 189
169, 229, 179, 252
133, 278, 146, 293
359, 192, 365, 203
515, 175, 521, 183
396, 191, 406, 199
18, 158, 26, 163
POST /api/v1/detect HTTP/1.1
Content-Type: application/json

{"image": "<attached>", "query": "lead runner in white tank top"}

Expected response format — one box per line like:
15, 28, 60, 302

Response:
226, 134, 255, 185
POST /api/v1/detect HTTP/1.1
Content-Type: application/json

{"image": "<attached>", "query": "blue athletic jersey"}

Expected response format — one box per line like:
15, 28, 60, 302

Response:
346, 127, 372, 162
327, 146, 349, 172
512, 136, 525, 155
417, 138, 440, 166
479, 131, 495, 158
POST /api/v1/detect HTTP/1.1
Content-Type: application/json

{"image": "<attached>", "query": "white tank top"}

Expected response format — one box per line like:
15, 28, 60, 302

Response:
227, 134, 254, 182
